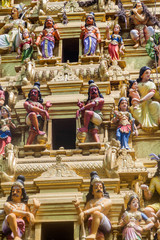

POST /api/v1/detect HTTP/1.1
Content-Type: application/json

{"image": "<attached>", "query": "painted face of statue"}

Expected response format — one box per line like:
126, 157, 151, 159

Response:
11, 186, 22, 203
46, 18, 53, 28
1, 108, 8, 118
92, 182, 103, 198
132, 81, 138, 90
119, 99, 128, 112
114, 25, 120, 34
90, 86, 99, 99
86, 16, 94, 25
11, 7, 19, 20
23, 30, 30, 39
129, 197, 139, 211
136, 2, 143, 13
141, 69, 151, 82
30, 89, 39, 102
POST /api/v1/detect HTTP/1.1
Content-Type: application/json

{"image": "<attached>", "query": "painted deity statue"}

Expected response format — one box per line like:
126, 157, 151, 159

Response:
0, 5, 26, 53
76, 80, 104, 142
128, 80, 140, 109
0, 106, 16, 155
80, 12, 101, 56
128, 1, 160, 48
130, 66, 160, 131
35, 16, 60, 58
119, 195, 154, 240
17, 28, 35, 63
106, 24, 124, 60
2, 175, 40, 240
112, 97, 138, 149
24, 82, 50, 145
73, 171, 112, 240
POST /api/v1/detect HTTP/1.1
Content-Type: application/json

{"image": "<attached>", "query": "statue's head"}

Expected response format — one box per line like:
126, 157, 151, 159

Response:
87, 80, 103, 100
11, 4, 24, 19
113, 24, 121, 34
137, 66, 151, 83
44, 16, 55, 29
86, 171, 109, 202
85, 12, 96, 27
1, 106, 11, 118
126, 194, 140, 211
118, 97, 128, 111
22, 28, 30, 39
28, 82, 43, 104
7, 175, 29, 203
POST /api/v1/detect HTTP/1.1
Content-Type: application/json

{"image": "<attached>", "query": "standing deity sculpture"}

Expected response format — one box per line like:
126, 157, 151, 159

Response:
76, 80, 104, 142
2, 175, 40, 240
35, 16, 60, 58
0, 5, 27, 53
112, 97, 138, 149
24, 82, 50, 145
73, 171, 112, 240
106, 24, 124, 60
80, 12, 101, 56
127, 1, 160, 49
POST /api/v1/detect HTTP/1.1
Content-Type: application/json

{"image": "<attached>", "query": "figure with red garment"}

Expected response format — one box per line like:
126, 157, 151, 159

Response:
76, 80, 104, 142
80, 12, 101, 56
0, 106, 16, 155
106, 24, 124, 60
2, 175, 40, 240
35, 16, 60, 58
24, 82, 50, 145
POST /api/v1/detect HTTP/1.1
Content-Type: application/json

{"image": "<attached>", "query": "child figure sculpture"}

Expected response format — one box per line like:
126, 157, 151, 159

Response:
35, 16, 60, 58
112, 97, 138, 149
106, 24, 124, 60
128, 80, 140, 109
80, 12, 101, 56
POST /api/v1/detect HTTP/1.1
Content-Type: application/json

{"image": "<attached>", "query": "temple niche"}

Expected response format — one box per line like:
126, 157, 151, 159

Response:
0, 0, 160, 239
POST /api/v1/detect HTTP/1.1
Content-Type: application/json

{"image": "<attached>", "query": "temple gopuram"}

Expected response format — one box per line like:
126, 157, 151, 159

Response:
0, 0, 160, 239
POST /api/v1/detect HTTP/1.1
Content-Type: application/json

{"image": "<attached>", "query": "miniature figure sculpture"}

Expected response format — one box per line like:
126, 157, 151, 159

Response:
119, 194, 154, 240
0, 106, 16, 155
80, 12, 101, 56
130, 66, 160, 131
76, 80, 104, 142
0, 86, 5, 107
24, 82, 50, 145
106, 24, 124, 60
73, 171, 112, 240
146, 33, 160, 69
141, 154, 160, 220
17, 28, 35, 63
128, 1, 160, 48
35, 16, 60, 58
128, 80, 140, 109
112, 97, 138, 149
0, 5, 26, 53
2, 175, 40, 240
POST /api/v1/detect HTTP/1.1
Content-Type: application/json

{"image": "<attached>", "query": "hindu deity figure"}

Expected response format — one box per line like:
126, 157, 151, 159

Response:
73, 171, 112, 240
128, 1, 160, 48
76, 80, 104, 142
24, 82, 50, 145
130, 66, 160, 131
0, 106, 16, 155
35, 16, 60, 58
80, 12, 101, 56
106, 24, 124, 60
112, 97, 138, 149
0, 5, 27, 53
119, 194, 154, 240
2, 175, 40, 240
17, 28, 35, 62
128, 80, 140, 109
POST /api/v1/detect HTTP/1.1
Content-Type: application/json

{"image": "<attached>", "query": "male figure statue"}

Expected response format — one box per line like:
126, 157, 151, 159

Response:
73, 171, 112, 240
2, 175, 40, 240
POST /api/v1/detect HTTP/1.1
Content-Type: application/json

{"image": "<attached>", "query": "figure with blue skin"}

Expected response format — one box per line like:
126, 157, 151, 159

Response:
112, 97, 138, 149
35, 16, 60, 58
80, 12, 101, 56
